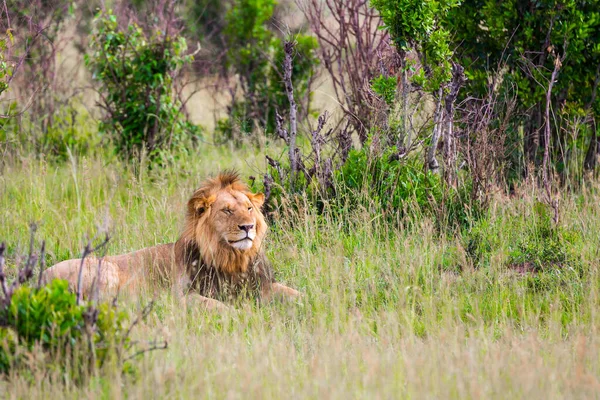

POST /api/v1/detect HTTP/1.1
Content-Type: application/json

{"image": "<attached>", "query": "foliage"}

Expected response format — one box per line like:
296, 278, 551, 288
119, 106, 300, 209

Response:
85, 10, 200, 164
371, 75, 397, 107
0, 280, 129, 375
218, 0, 318, 139
336, 139, 479, 229
463, 217, 499, 268
0, 33, 12, 96
445, 0, 600, 174
372, 0, 461, 91
507, 203, 581, 272
40, 104, 101, 161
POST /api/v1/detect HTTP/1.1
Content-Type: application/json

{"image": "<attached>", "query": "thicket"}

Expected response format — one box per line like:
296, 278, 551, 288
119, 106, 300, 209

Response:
216, 0, 318, 141
0, 228, 164, 379
86, 9, 200, 164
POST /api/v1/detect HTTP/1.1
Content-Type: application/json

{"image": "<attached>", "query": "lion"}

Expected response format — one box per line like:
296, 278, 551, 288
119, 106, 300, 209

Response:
44, 172, 300, 310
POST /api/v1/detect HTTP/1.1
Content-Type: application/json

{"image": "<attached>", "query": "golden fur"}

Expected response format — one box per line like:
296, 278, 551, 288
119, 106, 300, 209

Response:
175, 171, 267, 275
44, 172, 300, 309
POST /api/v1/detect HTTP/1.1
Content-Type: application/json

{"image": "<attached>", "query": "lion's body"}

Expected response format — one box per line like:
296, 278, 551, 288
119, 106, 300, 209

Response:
44, 172, 300, 308
44, 244, 177, 297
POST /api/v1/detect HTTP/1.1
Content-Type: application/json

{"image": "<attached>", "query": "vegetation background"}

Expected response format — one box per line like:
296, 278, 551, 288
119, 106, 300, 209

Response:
1, 0, 600, 398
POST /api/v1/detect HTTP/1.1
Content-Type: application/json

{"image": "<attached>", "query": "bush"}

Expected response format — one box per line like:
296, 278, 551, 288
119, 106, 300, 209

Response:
371, 75, 397, 107
40, 103, 101, 161
335, 139, 480, 229
85, 10, 200, 165
0, 280, 128, 375
217, 0, 318, 140
0, 231, 164, 380
463, 217, 499, 268
507, 203, 581, 272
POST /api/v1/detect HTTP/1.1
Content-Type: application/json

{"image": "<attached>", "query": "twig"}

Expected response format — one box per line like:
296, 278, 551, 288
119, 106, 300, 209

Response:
282, 41, 298, 189
123, 340, 168, 362
76, 233, 110, 305
542, 46, 566, 224
0, 243, 9, 304
122, 300, 156, 346
36, 241, 46, 289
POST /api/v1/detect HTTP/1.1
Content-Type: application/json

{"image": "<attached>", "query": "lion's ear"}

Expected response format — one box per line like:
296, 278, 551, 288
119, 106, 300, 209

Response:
248, 192, 265, 208
189, 194, 216, 216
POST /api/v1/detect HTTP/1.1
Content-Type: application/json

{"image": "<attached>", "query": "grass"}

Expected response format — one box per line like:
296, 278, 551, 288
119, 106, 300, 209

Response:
1, 146, 600, 398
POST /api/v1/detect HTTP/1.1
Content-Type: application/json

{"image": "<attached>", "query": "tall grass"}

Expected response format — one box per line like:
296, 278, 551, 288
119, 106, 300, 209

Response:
1, 146, 599, 398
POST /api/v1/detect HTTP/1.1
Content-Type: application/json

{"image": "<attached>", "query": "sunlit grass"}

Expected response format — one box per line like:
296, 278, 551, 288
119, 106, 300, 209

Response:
1, 146, 600, 398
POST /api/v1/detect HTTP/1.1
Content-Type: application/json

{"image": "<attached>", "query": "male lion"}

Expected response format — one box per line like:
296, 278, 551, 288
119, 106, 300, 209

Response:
44, 172, 300, 310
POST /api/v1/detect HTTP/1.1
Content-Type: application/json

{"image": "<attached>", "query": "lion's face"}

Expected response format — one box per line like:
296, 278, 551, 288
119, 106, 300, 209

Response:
178, 172, 267, 274
208, 188, 264, 251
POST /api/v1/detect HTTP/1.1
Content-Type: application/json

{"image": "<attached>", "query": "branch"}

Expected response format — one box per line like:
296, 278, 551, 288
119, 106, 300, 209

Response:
124, 340, 168, 362
76, 233, 110, 305
542, 46, 566, 224
282, 41, 298, 188
0, 243, 9, 305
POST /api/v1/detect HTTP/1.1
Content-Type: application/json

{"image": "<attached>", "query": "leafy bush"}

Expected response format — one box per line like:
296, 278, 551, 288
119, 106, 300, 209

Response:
371, 0, 460, 92
335, 140, 479, 229
218, 0, 318, 140
507, 203, 581, 272
371, 75, 397, 107
463, 218, 499, 268
85, 10, 200, 165
40, 103, 101, 161
0, 232, 163, 379
0, 280, 128, 375
446, 1, 600, 172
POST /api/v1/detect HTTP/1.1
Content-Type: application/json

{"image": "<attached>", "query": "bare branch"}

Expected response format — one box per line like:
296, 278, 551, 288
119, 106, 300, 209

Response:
76, 233, 110, 305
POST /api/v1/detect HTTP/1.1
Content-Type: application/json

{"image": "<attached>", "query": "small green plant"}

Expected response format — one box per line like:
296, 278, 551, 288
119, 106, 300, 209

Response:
0, 279, 129, 375
338, 143, 440, 215
463, 218, 499, 268
507, 203, 581, 272
335, 138, 479, 229
85, 10, 200, 165
40, 103, 101, 161
0, 229, 165, 379
371, 75, 397, 107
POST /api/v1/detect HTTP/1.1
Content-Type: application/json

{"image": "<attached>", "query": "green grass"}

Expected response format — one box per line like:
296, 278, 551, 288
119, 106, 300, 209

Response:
1, 147, 600, 398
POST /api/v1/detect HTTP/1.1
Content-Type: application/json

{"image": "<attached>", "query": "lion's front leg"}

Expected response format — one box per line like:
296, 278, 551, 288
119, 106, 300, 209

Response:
174, 273, 231, 311
262, 282, 302, 302
185, 292, 232, 311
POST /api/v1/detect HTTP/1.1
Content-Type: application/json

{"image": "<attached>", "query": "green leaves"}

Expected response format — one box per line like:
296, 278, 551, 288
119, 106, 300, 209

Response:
0, 35, 13, 96
371, 75, 398, 106
372, 0, 460, 92
0, 279, 129, 374
86, 10, 199, 165
218, 0, 319, 139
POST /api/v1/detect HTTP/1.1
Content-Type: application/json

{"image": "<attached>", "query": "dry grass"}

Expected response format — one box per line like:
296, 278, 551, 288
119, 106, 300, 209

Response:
1, 147, 599, 399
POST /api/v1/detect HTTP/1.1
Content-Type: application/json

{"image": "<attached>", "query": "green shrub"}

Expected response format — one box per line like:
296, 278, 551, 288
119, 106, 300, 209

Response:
0, 232, 163, 380
371, 75, 397, 107
85, 10, 200, 165
40, 103, 101, 161
335, 140, 480, 229
507, 203, 581, 272
463, 217, 499, 268
0, 279, 129, 375
218, 0, 319, 140
371, 0, 459, 91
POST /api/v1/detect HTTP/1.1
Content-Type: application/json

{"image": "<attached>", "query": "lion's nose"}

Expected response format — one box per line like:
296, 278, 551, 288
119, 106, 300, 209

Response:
238, 224, 254, 233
